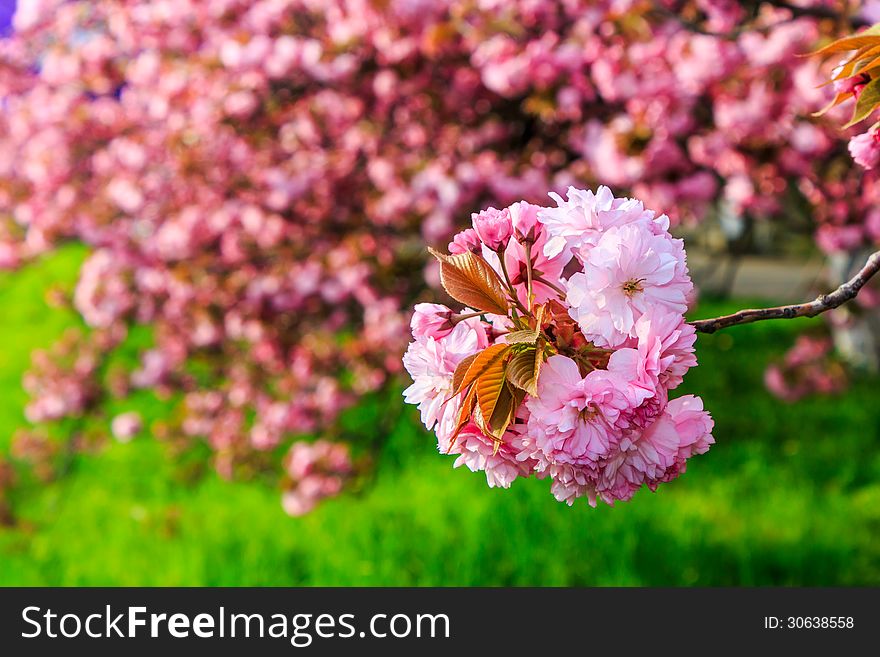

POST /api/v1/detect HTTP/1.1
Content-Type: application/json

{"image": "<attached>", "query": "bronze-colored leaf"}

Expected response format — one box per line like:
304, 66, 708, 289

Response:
507, 347, 540, 396
830, 43, 880, 80
503, 328, 540, 344
844, 76, 880, 127
510, 383, 526, 415
544, 298, 569, 321
475, 354, 508, 438
447, 384, 477, 452
428, 247, 509, 315
451, 353, 478, 394
453, 343, 510, 396
486, 383, 514, 440
807, 31, 880, 58
853, 45, 880, 68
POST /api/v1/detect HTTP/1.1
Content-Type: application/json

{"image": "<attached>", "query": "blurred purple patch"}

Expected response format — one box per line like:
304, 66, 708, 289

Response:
0, 0, 15, 37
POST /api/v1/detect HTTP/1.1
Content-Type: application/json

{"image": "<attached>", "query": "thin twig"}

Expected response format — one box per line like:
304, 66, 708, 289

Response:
690, 249, 880, 334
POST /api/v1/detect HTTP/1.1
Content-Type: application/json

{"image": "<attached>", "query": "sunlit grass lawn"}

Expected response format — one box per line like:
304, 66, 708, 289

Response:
0, 246, 879, 586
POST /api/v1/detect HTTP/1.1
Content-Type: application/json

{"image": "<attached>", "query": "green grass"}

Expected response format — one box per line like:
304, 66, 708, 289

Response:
0, 247, 879, 586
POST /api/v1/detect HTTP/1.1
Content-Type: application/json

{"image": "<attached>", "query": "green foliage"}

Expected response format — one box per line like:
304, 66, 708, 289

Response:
0, 251, 879, 585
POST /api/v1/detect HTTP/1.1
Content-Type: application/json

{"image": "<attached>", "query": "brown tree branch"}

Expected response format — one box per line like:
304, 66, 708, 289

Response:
690, 249, 880, 334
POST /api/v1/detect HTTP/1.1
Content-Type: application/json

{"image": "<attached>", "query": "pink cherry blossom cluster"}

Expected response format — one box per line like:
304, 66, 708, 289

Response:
764, 334, 847, 402
0, 0, 872, 514
111, 411, 143, 443
281, 440, 354, 516
404, 187, 714, 506
22, 328, 104, 425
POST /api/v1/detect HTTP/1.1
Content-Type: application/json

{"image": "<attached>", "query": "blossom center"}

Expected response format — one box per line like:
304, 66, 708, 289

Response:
578, 403, 600, 423
621, 277, 645, 297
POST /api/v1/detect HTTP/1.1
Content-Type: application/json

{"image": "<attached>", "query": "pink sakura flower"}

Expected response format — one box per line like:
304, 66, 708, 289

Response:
471, 205, 512, 250
482, 202, 572, 307
511, 410, 599, 505
627, 310, 698, 391
547, 463, 598, 507
596, 395, 713, 504
848, 127, 880, 170
449, 420, 533, 489
508, 200, 540, 243
525, 355, 633, 466
410, 303, 455, 340
448, 228, 482, 254
503, 232, 570, 306
403, 320, 488, 431
597, 418, 678, 504
74, 249, 134, 329
566, 222, 692, 347
538, 185, 663, 260
603, 347, 661, 411
666, 395, 715, 461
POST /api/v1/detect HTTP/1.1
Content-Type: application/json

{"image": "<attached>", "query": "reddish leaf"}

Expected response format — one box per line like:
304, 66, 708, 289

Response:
475, 354, 508, 439
453, 343, 511, 396
447, 384, 478, 452
831, 43, 880, 79
485, 383, 515, 441
428, 247, 509, 315
807, 31, 880, 58
451, 353, 478, 395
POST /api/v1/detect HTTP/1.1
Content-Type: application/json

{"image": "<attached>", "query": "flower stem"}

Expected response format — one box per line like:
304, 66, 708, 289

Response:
535, 275, 566, 299
525, 241, 534, 311
497, 248, 531, 317
497, 249, 516, 295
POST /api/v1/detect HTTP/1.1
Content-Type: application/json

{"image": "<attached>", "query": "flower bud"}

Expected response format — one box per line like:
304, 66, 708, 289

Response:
508, 201, 541, 243
471, 206, 512, 250
410, 303, 455, 339
448, 228, 483, 254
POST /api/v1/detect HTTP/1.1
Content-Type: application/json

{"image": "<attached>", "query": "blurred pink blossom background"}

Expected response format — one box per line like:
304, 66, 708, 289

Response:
0, 0, 876, 513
